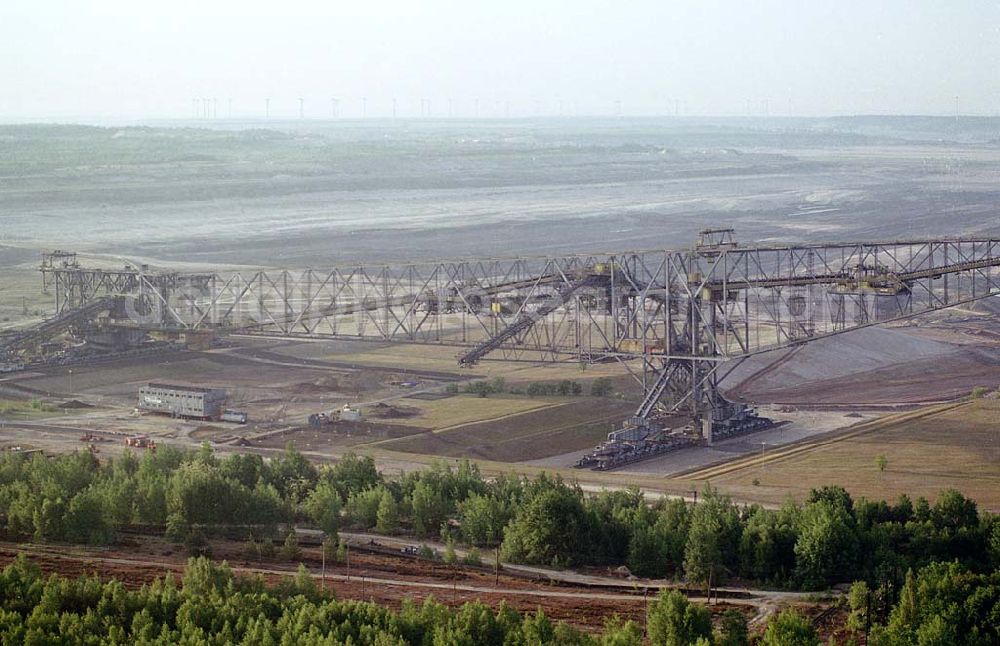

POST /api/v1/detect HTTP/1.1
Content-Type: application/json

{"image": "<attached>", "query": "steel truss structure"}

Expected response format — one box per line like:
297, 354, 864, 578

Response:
37, 233, 1000, 441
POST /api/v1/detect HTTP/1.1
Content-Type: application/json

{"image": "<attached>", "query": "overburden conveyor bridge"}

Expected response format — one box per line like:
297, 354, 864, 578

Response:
23, 231, 1000, 466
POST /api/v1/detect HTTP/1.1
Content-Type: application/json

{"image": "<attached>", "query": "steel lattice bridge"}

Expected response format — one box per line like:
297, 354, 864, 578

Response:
26, 231, 1000, 467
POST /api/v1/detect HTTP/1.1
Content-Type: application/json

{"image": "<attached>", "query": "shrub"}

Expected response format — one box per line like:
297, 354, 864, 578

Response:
462, 547, 483, 566
590, 377, 614, 397
280, 531, 301, 561
444, 536, 458, 565
185, 528, 212, 558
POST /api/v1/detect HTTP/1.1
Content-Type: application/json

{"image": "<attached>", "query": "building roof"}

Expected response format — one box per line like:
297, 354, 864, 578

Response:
143, 382, 225, 395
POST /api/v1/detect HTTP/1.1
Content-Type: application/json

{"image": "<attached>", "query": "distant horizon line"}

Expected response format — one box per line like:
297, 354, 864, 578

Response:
1, 112, 997, 127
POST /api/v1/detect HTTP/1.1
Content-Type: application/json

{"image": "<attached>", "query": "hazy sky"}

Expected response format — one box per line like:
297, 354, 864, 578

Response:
3, 0, 999, 120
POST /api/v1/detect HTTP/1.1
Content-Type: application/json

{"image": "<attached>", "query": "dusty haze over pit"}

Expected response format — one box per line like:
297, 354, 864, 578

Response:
2, 0, 1000, 120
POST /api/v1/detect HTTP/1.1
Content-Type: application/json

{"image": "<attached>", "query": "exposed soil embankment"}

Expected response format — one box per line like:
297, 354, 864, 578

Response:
726, 326, 1000, 406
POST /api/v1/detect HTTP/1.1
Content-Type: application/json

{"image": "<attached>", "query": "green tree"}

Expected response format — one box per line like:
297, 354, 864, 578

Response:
466, 381, 492, 397
760, 608, 819, 646
501, 477, 590, 567
930, 488, 978, 531
325, 453, 381, 500
268, 444, 318, 503
184, 527, 211, 558
646, 589, 712, 646
738, 504, 797, 583
345, 486, 387, 529
684, 486, 740, 595
846, 580, 871, 633
600, 616, 643, 646
590, 377, 614, 397
988, 518, 1000, 568
375, 490, 400, 534
444, 535, 458, 565
411, 480, 446, 539
63, 488, 114, 545
794, 499, 859, 589
292, 563, 317, 599
304, 480, 342, 537
459, 494, 510, 546
717, 609, 748, 646
280, 531, 301, 561
489, 377, 506, 394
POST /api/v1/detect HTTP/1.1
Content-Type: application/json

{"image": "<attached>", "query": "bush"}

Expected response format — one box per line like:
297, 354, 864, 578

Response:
718, 609, 749, 646
462, 547, 483, 566
444, 537, 458, 565
244, 536, 263, 560
280, 531, 301, 561
525, 381, 581, 397
525, 382, 546, 397
322, 537, 338, 563
590, 377, 614, 397
647, 589, 713, 646
760, 608, 819, 646
465, 381, 493, 398
185, 528, 212, 558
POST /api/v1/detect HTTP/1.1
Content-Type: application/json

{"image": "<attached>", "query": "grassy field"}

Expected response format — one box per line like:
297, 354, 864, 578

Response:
388, 395, 556, 429
0, 398, 62, 418
693, 399, 1000, 511
379, 397, 635, 461
332, 344, 629, 384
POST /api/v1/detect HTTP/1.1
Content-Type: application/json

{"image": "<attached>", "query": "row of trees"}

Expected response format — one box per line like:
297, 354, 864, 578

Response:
0, 445, 997, 596
447, 376, 615, 398
0, 444, 316, 545
0, 555, 828, 645
334, 459, 999, 592
848, 560, 1000, 645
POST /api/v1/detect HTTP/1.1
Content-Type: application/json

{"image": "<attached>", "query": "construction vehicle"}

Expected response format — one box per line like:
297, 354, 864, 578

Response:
123, 435, 156, 450
308, 405, 362, 427
308, 412, 333, 427
221, 409, 248, 424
